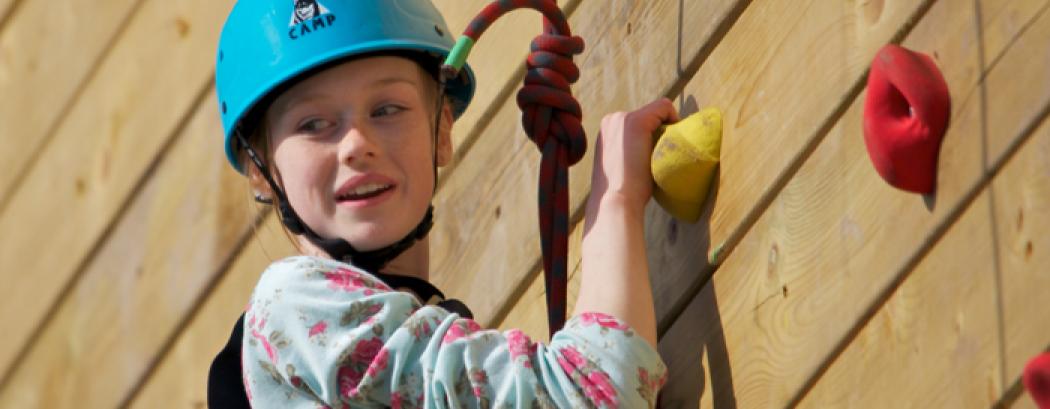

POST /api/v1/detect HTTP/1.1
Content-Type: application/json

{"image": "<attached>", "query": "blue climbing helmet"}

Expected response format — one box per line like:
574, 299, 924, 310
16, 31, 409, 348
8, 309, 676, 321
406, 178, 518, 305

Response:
216, 0, 476, 173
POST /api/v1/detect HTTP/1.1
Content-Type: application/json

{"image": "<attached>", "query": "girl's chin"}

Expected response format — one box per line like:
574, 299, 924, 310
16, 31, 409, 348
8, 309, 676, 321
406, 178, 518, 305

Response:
324, 203, 428, 250
333, 221, 412, 251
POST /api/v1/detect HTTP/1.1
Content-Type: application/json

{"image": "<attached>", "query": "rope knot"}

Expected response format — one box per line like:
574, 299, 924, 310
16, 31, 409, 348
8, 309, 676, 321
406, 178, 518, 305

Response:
517, 33, 586, 166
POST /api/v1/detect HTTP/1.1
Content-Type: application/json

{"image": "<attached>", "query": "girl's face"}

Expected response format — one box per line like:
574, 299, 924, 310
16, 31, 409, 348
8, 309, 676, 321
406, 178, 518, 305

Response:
263, 56, 451, 251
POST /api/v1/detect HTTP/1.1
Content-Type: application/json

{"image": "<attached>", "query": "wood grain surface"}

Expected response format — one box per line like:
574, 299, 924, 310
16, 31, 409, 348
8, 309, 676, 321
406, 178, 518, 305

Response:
0, 0, 142, 205
129, 213, 296, 409
0, 0, 236, 383
649, 0, 937, 327
799, 113, 1050, 408
656, 1, 1050, 406
0, 91, 256, 408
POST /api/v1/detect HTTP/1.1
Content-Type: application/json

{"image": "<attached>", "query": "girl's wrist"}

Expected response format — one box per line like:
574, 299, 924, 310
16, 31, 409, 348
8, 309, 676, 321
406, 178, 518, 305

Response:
586, 191, 647, 219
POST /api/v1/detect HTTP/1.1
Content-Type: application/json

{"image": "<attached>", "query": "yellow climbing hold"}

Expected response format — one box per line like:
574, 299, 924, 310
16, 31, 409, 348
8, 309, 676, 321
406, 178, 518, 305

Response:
651, 107, 723, 223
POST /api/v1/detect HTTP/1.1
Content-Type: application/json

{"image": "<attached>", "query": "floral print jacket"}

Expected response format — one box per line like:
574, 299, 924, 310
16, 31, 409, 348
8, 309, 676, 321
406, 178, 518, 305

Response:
242, 256, 667, 408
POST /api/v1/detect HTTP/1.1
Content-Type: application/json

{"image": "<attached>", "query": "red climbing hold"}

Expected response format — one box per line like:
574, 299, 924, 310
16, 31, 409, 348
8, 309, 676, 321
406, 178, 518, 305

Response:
863, 44, 950, 194
1025, 352, 1050, 408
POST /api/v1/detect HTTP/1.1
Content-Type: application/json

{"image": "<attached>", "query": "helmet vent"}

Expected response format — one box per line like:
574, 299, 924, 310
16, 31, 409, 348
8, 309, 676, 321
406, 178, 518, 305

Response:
433, 24, 443, 37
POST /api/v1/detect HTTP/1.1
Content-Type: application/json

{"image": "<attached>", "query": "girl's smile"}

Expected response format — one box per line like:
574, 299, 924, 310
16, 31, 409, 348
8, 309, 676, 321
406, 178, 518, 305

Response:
334, 173, 398, 208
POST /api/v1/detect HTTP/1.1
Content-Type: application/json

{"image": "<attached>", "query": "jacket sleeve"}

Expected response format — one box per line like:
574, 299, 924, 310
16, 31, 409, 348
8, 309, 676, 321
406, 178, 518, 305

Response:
242, 256, 667, 408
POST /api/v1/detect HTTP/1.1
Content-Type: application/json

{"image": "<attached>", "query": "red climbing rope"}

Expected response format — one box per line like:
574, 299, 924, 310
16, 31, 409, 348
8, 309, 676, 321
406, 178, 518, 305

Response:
446, 0, 585, 337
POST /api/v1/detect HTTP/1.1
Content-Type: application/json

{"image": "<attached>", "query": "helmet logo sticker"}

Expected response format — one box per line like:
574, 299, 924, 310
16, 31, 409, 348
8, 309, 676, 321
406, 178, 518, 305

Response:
291, 0, 328, 25
288, 0, 336, 40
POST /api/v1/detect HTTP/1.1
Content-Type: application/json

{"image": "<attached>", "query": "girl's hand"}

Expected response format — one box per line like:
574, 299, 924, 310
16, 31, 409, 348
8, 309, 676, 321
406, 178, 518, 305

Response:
590, 98, 680, 213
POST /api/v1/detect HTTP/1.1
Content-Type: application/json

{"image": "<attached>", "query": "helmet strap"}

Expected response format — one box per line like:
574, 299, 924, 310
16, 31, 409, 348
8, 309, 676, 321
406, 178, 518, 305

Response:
430, 65, 448, 194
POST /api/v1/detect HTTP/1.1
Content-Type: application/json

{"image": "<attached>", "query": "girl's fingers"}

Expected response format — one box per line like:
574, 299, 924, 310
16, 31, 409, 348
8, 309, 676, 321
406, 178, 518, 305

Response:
649, 97, 680, 123
629, 98, 679, 134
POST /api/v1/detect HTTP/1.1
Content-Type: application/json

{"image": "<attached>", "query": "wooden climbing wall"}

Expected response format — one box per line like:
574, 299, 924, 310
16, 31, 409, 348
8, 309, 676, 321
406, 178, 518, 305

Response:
0, 0, 1047, 407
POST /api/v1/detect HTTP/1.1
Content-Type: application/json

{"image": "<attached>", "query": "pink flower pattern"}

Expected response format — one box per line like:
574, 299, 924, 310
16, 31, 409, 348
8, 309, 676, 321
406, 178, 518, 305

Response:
338, 365, 364, 398
351, 337, 384, 365
243, 368, 253, 402
636, 366, 667, 403
336, 337, 392, 399
324, 267, 391, 294
506, 329, 535, 368
251, 329, 277, 364
365, 348, 389, 378
308, 320, 328, 338
557, 346, 619, 407
579, 312, 630, 331
442, 319, 483, 345
242, 257, 666, 408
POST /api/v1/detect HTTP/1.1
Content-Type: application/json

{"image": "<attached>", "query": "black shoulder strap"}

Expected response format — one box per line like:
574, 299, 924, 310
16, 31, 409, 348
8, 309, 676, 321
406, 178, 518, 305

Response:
207, 313, 251, 409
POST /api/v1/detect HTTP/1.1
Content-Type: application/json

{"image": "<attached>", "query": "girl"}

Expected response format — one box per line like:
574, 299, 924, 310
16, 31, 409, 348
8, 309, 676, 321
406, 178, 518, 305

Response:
208, 1, 676, 407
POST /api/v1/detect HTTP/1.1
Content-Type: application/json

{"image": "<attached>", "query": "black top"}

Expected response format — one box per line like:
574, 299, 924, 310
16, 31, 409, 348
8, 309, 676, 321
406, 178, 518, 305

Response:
207, 271, 471, 408
208, 313, 251, 409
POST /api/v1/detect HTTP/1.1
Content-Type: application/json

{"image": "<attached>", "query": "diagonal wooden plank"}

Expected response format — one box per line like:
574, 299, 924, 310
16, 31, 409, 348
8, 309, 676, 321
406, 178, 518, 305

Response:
798, 114, 1050, 408
430, 0, 750, 326
0, 0, 20, 36
0, 0, 238, 386
0, 0, 15, 27
126, 213, 295, 409
0, 0, 143, 210
655, 1, 1050, 406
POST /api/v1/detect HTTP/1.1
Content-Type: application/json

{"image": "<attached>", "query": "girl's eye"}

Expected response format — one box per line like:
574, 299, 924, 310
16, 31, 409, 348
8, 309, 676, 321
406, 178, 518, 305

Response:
297, 118, 333, 133
372, 105, 405, 118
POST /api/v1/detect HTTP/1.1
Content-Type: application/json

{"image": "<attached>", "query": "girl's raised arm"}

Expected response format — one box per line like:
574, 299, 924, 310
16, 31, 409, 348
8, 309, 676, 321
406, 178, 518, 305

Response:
575, 98, 680, 348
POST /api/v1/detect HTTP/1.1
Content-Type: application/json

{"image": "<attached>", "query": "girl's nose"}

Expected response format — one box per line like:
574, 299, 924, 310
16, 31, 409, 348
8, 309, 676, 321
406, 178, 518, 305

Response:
336, 124, 379, 166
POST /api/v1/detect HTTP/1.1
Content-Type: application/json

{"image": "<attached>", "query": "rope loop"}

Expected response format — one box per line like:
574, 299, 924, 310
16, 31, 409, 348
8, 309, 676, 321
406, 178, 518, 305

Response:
453, 0, 585, 337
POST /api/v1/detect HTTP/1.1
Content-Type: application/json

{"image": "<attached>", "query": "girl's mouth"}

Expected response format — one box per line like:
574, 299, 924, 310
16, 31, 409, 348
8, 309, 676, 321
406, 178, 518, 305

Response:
336, 183, 394, 208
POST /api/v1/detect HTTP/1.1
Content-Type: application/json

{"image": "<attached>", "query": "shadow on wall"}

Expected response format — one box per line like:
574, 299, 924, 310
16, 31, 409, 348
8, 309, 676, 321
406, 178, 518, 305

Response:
658, 280, 737, 409
651, 95, 737, 407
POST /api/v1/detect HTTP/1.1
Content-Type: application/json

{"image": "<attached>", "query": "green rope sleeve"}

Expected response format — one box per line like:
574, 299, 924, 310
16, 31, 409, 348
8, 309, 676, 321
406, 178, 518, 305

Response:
443, 36, 475, 72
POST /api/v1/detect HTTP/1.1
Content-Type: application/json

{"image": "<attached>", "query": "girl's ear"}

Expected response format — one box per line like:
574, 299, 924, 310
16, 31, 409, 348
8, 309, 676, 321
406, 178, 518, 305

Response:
436, 102, 455, 167
246, 162, 275, 203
